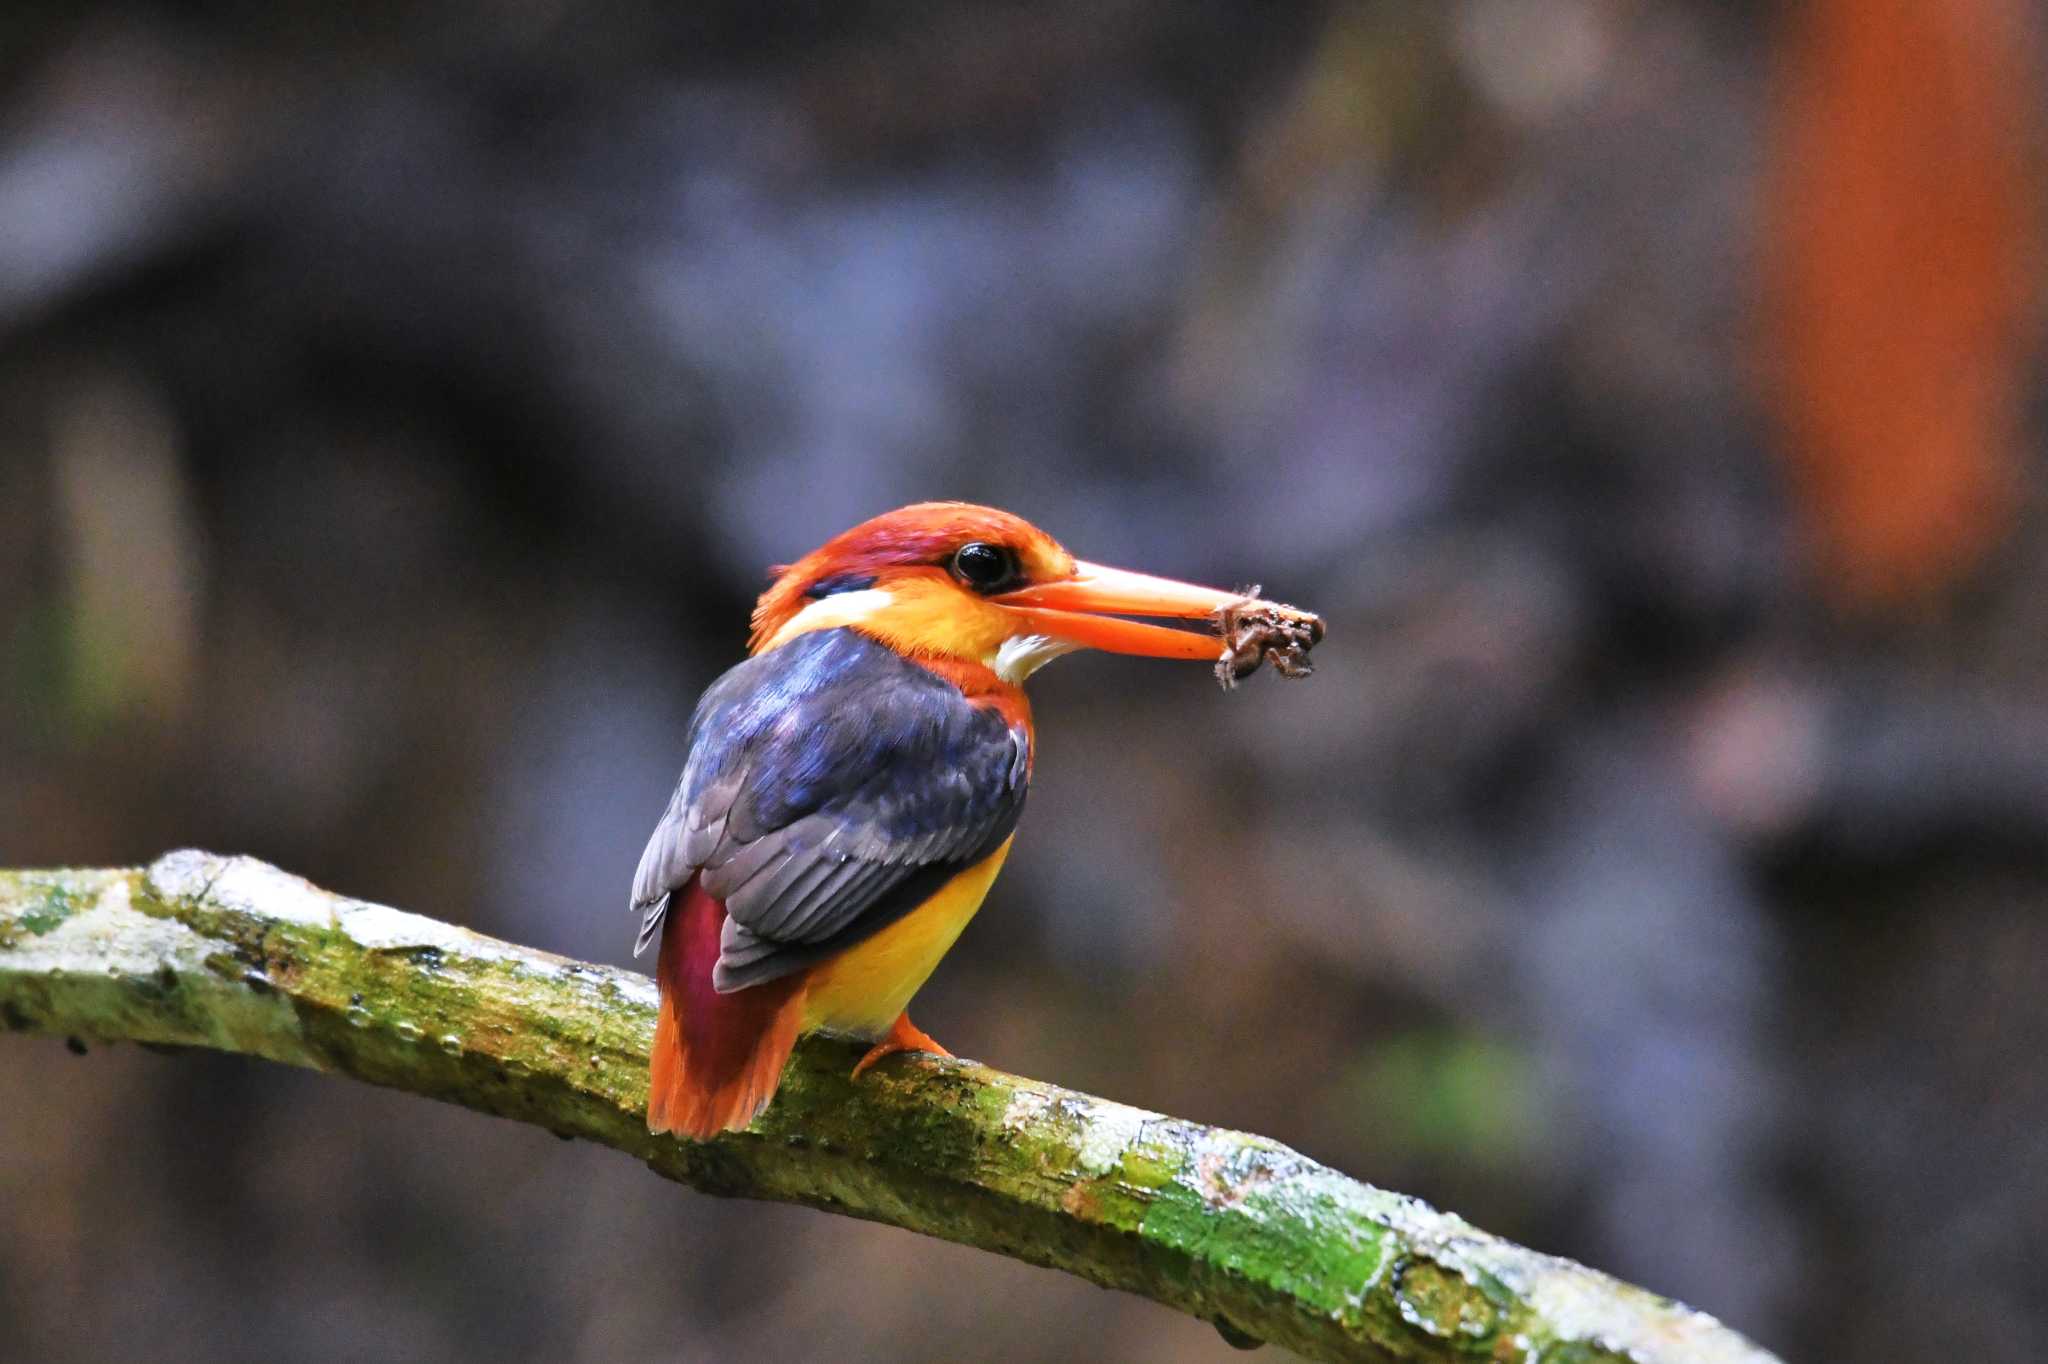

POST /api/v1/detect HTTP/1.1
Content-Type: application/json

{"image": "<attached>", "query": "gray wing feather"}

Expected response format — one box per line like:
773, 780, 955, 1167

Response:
633, 895, 669, 958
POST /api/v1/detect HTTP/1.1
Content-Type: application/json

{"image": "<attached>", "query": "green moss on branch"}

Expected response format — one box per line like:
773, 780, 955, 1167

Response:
0, 852, 1781, 1364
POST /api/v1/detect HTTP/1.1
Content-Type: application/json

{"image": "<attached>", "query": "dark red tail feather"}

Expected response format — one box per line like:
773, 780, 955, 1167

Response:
648, 878, 805, 1139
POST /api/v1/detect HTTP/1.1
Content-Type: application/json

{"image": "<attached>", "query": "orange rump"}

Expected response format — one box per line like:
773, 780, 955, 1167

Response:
647, 879, 806, 1139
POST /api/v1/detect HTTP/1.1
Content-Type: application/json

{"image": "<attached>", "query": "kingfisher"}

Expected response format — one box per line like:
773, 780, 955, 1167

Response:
631, 501, 1317, 1139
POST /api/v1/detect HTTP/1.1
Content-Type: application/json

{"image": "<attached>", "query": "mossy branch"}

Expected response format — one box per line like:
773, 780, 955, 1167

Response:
0, 852, 1779, 1364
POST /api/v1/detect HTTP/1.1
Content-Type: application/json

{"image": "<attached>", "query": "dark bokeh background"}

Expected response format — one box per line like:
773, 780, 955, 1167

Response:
5, 3, 2046, 1361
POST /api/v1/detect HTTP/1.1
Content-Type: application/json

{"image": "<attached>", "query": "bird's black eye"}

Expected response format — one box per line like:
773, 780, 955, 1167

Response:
950, 541, 1016, 592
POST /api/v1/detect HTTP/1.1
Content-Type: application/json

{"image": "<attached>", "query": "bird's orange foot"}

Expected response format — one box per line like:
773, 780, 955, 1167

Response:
851, 1013, 952, 1080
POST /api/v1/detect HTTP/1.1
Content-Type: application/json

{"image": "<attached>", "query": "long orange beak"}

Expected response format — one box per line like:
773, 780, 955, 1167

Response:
994, 560, 1243, 661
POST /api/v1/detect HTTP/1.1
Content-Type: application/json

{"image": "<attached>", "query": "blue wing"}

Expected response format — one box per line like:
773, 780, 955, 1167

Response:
631, 628, 1029, 991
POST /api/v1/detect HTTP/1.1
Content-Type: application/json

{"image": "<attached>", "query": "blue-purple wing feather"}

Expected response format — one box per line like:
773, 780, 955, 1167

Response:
630, 628, 1028, 990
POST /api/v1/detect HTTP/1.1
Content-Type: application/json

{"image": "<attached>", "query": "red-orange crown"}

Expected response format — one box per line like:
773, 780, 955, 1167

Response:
748, 502, 1070, 650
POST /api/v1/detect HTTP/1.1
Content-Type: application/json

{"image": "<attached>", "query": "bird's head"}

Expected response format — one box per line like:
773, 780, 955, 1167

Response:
749, 501, 1253, 681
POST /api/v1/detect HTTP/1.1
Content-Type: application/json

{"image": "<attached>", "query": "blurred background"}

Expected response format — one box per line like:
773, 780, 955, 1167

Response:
3, 2, 2045, 1360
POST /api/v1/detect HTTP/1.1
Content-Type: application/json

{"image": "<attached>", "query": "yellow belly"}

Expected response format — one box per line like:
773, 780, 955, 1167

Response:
801, 837, 1013, 1039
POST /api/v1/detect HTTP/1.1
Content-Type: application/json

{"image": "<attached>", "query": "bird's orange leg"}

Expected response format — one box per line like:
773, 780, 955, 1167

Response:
851, 1012, 952, 1079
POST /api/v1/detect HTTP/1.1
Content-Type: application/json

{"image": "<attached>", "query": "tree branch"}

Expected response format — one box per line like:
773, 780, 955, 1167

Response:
0, 852, 1779, 1364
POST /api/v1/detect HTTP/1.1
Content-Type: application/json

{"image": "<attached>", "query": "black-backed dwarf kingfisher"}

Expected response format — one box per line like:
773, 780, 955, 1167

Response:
631, 501, 1317, 1139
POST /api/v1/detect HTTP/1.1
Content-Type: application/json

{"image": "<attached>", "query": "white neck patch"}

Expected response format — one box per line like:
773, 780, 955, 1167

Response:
764, 588, 894, 648
991, 633, 1079, 684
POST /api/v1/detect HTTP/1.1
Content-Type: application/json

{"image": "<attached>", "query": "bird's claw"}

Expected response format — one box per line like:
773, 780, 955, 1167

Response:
851, 1013, 952, 1079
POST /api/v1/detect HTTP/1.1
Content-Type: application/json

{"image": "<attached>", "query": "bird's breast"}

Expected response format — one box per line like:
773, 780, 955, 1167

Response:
801, 836, 1015, 1038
